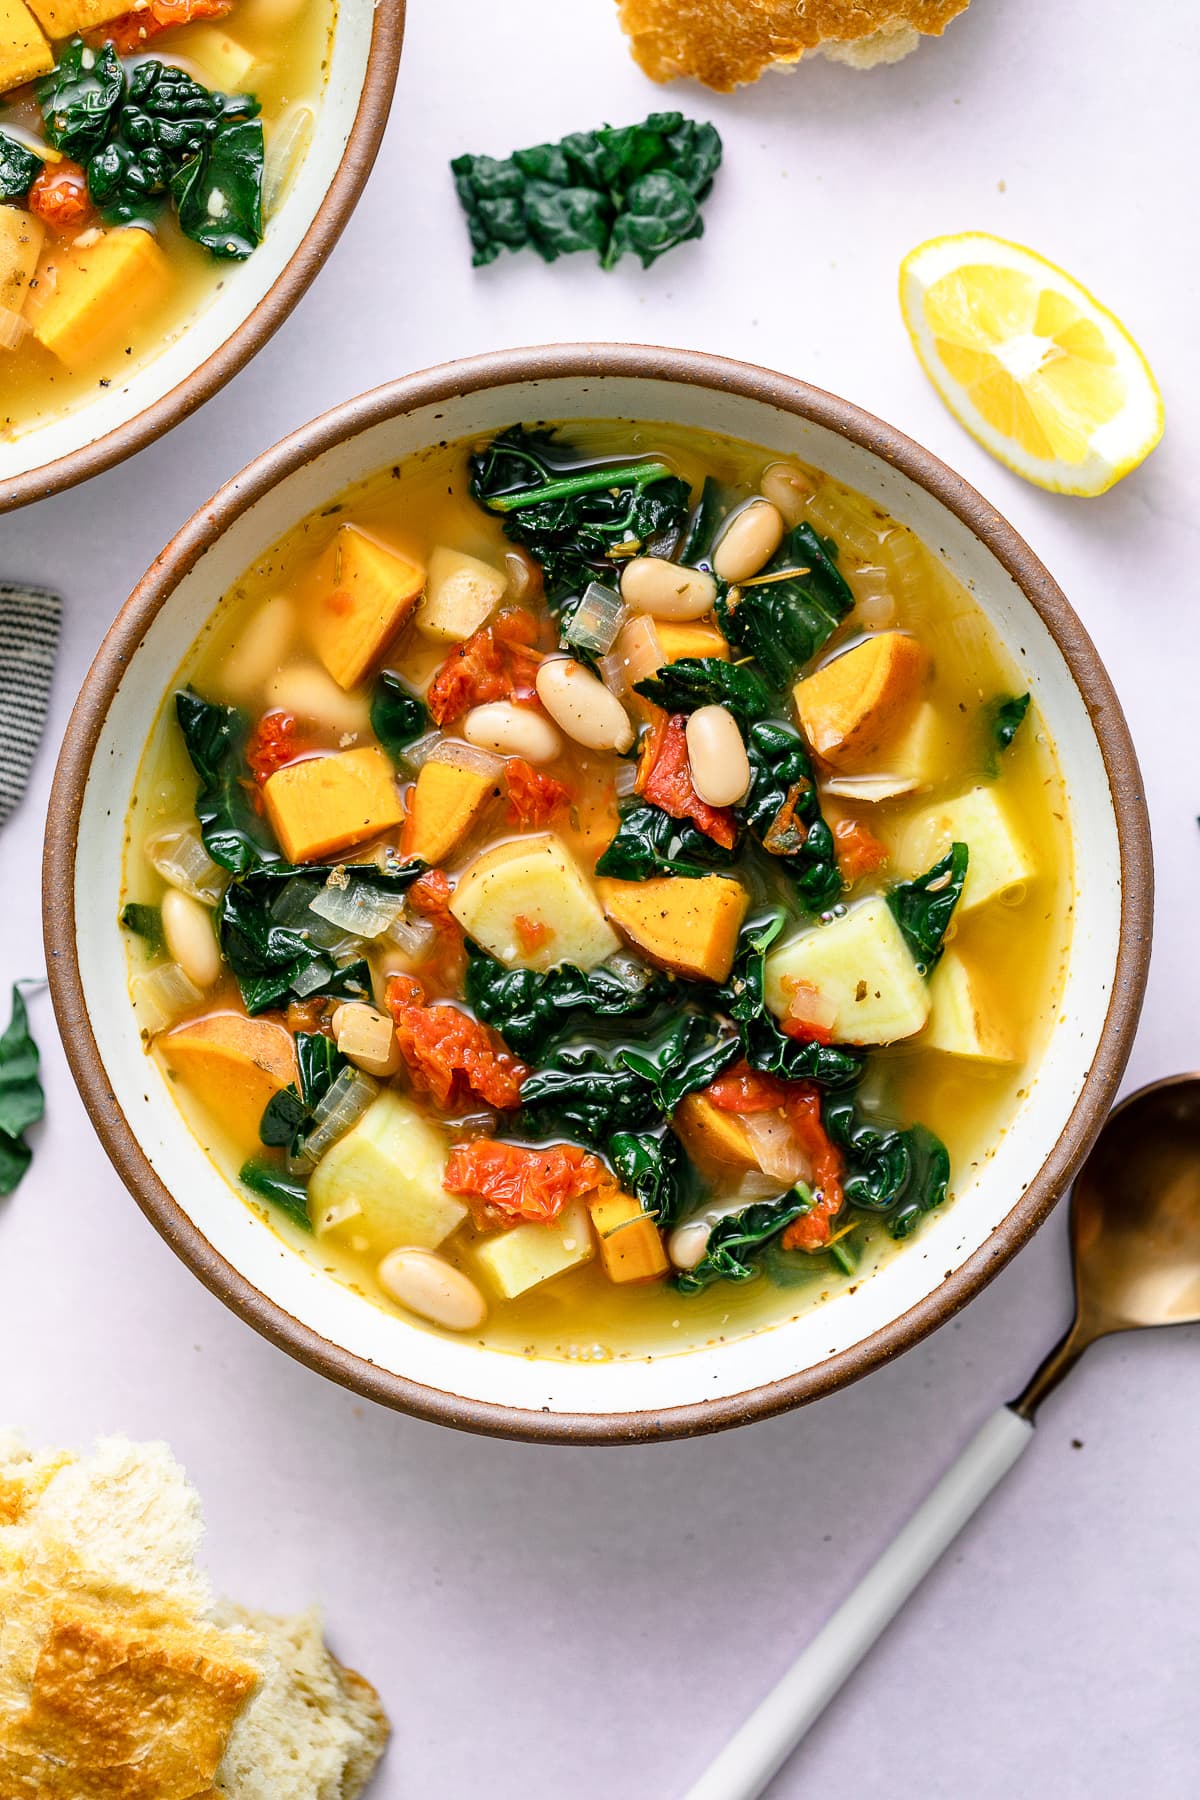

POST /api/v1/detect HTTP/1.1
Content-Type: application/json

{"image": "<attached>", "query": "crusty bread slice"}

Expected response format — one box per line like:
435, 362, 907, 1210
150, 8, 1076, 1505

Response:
615, 0, 971, 91
0, 1436, 389, 1799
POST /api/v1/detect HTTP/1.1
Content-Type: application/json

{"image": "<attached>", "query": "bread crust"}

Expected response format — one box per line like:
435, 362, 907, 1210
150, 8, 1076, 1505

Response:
616, 0, 971, 90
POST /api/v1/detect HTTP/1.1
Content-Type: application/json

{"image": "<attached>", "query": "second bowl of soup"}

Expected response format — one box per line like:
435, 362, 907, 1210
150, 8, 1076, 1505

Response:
44, 347, 1151, 1440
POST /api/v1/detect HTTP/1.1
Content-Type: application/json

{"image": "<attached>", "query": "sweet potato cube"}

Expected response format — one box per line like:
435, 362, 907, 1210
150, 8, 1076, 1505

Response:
23, 0, 127, 33
596, 874, 749, 983
794, 631, 928, 768
0, 0, 52, 93
673, 1093, 758, 1173
655, 620, 730, 663
262, 746, 403, 865
308, 525, 425, 690
0, 207, 44, 325
588, 1191, 669, 1284
400, 756, 499, 866
159, 1012, 297, 1145
29, 227, 171, 368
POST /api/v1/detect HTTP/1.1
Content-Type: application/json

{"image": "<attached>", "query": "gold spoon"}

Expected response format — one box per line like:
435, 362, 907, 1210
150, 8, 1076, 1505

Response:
686, 1076, 1200, 1800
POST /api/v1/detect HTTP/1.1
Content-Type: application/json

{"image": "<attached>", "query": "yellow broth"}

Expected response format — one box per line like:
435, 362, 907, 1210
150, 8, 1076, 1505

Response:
122, 422, 1073, 1361
0, 0, 332, 439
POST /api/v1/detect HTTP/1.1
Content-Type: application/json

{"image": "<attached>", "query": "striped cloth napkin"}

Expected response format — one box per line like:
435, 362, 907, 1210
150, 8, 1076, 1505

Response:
0, 584, 61, 829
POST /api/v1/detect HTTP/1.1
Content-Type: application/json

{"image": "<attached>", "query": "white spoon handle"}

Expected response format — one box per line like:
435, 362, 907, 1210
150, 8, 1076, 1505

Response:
683, 1405, 1034, 1800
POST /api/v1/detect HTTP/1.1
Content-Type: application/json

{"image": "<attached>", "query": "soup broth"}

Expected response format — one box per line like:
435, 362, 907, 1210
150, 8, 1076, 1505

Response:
122, 421, 1073, 1361
0, 0, 331, 438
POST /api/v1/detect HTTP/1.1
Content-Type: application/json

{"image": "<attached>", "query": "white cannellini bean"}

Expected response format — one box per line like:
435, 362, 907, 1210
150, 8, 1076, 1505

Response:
265, 663, 371, 737
668, 1220, 712, 1271
220, 595, 295, 702
760, 460, 816, 526
377, 1248, 487, 1332
712, 499, 785, 584
620, 558, 718, 621
463, 701, 562, 764
535, 657, 634, 753
331, 1001, 400, 1077
685, 705, 751, 807
160, 888, 222, 990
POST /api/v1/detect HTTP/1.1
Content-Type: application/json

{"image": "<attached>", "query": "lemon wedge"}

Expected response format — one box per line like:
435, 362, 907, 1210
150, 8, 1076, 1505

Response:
899, 233, 1163, 495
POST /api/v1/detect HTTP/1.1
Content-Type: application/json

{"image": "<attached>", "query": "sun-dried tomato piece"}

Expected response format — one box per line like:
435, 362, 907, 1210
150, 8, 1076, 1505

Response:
443, 1138, 610, 1226
506, 757, 572, 829
386, 976, 527, 1111
704, 1060, 789, 1114
406, 868, 466, 988
245, 711, 318, 784
780, 1086, 844, 1250
639, 712, 737, 850
426, 607, 542, 725
832, 816, 890, 884
28, 161, 92, 235
98, 0, 230, 52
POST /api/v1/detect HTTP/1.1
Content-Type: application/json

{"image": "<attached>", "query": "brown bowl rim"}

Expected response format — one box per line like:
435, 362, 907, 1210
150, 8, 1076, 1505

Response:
0, 0, 405, 515
42, 344, 1154, 1444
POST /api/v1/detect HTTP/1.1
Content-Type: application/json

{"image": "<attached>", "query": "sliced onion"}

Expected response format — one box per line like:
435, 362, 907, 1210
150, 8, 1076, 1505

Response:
144, 827, 226, 904
301, 1066, 379, 1164
615, 615, 663, 689
0, 306, 28, 352
269, 876, 344, 949
856, 590, 897, 630
383, 911, 436, 957
741, 1111, 812, 1185
263, 102, 314, 215
822, 772, 917, 803
400, 729, 446, 770
429, 738, 504, 778
290, 957, 335, 998
134, 962, 202, 1034
804, 485, 890, 561
308, 876, 404, 939
613, 758, 640, 798
564, 582, 628, 657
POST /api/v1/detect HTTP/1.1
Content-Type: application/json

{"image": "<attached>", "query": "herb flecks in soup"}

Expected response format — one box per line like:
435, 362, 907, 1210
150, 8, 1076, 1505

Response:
122, 422, 1072, 1359
0, 0, 327, 434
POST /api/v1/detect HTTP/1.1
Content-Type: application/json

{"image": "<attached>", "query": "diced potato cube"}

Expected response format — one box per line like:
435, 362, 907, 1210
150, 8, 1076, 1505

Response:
332, 1002, 399, 1077
400, 755, 500, 865
764, 898, 930, 1046
889, 700, 946, 786
0, 0, 52, 93
890, 785, 1035, 914
793, 631, 927, 768
416, 546, 508, 642
473, 1197, 594, 1299
158, 1012, 297, 1145
308, 1089, 465, 1247
597, 874, 749, 983
924, 950, 1020, 1062
308, 525, 425, 690
24, 0, 126, 33
0, 207, 44, 326
673, 1093, 758, 1173
262, 745, 403, 864
449, 834, 620, 972
655, 620, 730, 663
588, 1191, 669, 1284
28, 227, 171, 368
182, 25, 257, 90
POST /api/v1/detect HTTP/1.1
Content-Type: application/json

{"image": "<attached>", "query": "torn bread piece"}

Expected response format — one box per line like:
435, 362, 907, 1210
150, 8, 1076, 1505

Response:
616, 0, 971, 91
0, 1435, 388, 1799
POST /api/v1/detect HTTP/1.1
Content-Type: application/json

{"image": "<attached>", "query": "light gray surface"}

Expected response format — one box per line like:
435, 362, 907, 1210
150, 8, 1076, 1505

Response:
3, 1, 1197, 1795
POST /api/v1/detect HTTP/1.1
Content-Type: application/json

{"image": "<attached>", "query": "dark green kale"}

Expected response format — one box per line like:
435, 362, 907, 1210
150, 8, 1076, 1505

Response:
451, 112, 721, 270
0, 985, 43, 1198
464, 944, 669, 1060
171, 116, 263, 258
370, 670, 428, 761
887, 843, 969, 974
259, 1031, 345, 1155
0, 133, 39, 202
675, 1190, 810, 1294
716, 522, 854, 689
519, 1014, 739, 1148
618, 1012, 742, 1115
610, 1128, 695, 1228
174, 690, 279, 875
984, 692, 1031, 774
38, 39, 124, 160
119, 902, 165, 956
238, 1157, 312, 1232
594, 801, 737, 880
469, 426, 689, 603
88, 60, 257, 226
677, 475, 724, 565
634, 657, 773, 728
719, 913, 865, 1087
822, 1093, 950, 1239
740, 720, 841, 914
218, 861, 423, 1015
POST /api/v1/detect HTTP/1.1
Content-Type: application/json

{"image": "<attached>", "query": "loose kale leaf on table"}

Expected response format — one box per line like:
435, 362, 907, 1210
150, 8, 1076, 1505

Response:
716, 522, 854, 689
595, 801, 737, 880
464, 944, 669, 1061
370, 670, 429, 761
259, 1031, 346, 1155
451, 111, 722, 270
887, 843, 969, 974
822, 1092, 950, 1240
0, 132, 40, 202
740, 720, 841, 914
675, 1190, 809, 1295
634, 656, 773, 728
175, 690, 279, 875
469, 425, 689, 604
0, 985, 44, 1198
